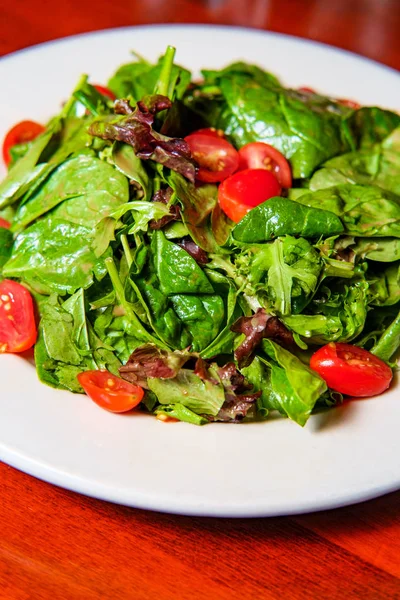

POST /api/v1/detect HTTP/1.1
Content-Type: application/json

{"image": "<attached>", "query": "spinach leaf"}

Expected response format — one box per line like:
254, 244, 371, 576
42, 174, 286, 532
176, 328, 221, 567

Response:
348, 106, 400, 149
242, 340, 327, 426
170, 294, 225, 352
310, 129, 400, 196
201, 62, 281, 89
0, 126, 58, 210
3, 217, 109, 295
13, 154, 129, 232
293, 184, 400, 237
151, 230, 214, 295
231, 197, 344, 243
188, 70, 353, 178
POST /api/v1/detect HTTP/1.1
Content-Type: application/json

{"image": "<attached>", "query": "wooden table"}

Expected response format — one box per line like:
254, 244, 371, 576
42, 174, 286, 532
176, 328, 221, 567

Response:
1, 1, 400, 598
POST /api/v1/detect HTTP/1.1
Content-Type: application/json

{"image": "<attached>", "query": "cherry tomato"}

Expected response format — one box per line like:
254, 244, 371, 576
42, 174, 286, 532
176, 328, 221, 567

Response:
337, 98, 361, 109
298, 86, 316, 94
192, 127, 225, 139
0, 280, 37, 353
77, 370, 144, 413
184, 132, 239, 183
218, 168, 282, 223
93, 84, 116, 101
238, 142, 292, 189
310, 343, 393, 397
0, 218, 10, 229
2, 120, 45, 166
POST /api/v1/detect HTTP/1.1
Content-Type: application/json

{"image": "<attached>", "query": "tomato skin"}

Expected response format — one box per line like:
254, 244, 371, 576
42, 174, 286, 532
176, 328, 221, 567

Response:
310, 343, 393, 397
2, 120, 45, 166
77, 370, 144, 413
0, 280, 37, 353
192, 127, 225, 139
184, 133, 239, 183
298, 86, 316, 94
337, 98, 361, 109
218, 168, 282, 223
93, 84, 117, 101
0, 218, 11, 229
238, 142, 292, 189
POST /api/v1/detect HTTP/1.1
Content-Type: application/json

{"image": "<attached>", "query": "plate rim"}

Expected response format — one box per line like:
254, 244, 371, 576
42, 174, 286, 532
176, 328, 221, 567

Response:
1, 23, 399, 77
1, 24, 399, 517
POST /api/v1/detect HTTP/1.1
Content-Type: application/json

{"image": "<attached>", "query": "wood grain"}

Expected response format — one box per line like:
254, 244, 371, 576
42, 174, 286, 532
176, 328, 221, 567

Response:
1, 0, 400, 69
1, 464, 400, 600
1, 1, 400, 598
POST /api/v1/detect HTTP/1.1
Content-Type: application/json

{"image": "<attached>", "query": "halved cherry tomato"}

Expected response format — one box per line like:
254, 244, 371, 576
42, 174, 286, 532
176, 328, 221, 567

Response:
0, 280, 37, 353
184, 132, 239, 183
337, 98, 361, 109
238, 142, 292, 189
2, 120, 45, 166
218, 168, 282, 223
298, 87, 316, 94
192, 127, 225, 139
310, 343, 392, 397
0, 218, 10, 229
93, 84, 116, 101
77, 370, 144, 413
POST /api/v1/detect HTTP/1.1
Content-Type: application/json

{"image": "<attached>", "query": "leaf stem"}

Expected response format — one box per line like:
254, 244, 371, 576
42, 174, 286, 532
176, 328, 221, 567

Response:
371, 309, 400, 362
120, 234, 133, 268
104, 256, 168, 348
62, 74, 89, 117
154, 46, 176, 98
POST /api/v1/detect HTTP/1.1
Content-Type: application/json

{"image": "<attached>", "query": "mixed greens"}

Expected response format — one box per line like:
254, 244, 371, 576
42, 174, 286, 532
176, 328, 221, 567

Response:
1, 46, 399, 426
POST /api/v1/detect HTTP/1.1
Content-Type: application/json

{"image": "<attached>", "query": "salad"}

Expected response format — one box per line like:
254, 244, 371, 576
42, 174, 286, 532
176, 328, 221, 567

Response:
0, 46, 399, 426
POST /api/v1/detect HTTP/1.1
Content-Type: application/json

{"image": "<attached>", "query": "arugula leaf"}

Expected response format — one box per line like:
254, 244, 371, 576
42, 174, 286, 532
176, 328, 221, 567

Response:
35, 291, 121, 392
231, 197, 344, 243
235, 236, 322, 316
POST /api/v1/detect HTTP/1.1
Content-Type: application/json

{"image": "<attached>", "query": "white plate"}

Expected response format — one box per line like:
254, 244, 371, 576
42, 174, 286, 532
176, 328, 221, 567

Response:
1, 25, 400, 517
